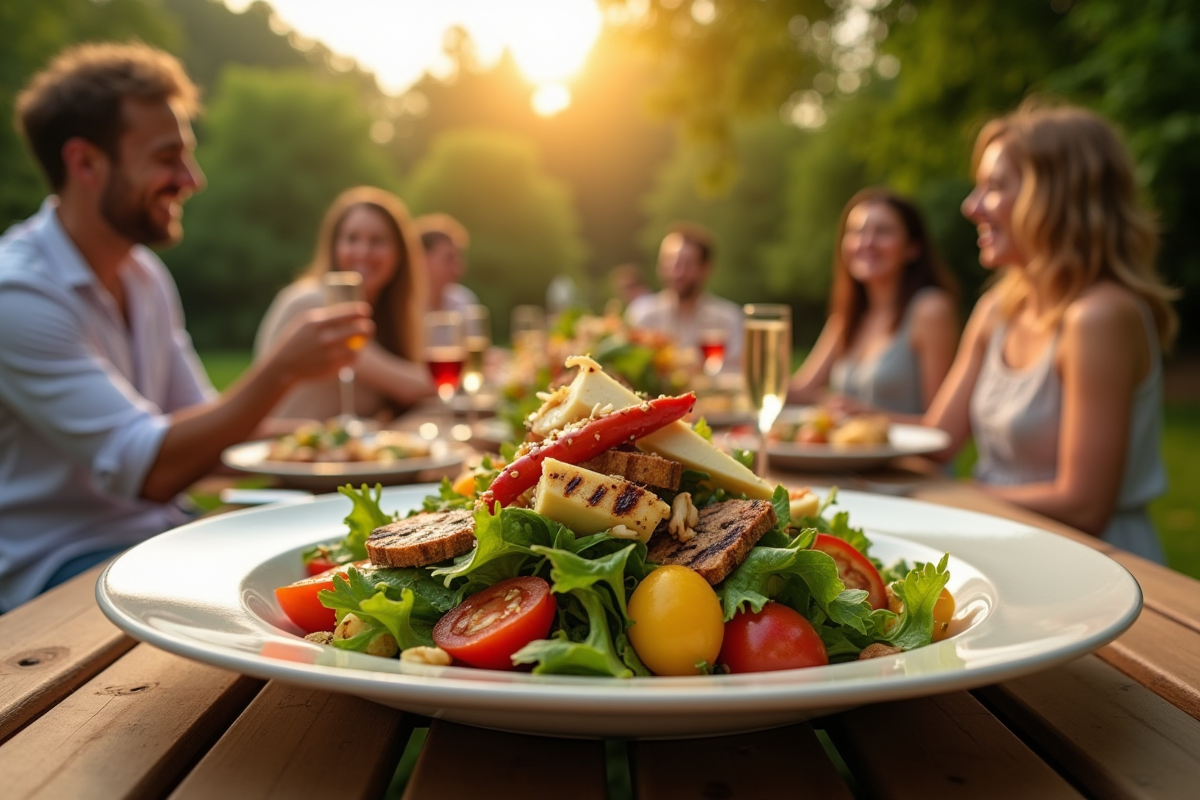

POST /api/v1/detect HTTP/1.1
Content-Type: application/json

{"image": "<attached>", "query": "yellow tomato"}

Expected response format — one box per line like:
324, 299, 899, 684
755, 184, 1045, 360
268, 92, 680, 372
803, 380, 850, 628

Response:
932, 588, 955, 642
627, 565, 724, 676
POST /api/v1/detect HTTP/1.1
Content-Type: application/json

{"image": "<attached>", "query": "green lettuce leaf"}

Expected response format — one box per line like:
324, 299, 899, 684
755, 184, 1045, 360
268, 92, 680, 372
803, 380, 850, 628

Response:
886, 554, 952, 650
692, 417, 713, 442
303, 484, 398, 567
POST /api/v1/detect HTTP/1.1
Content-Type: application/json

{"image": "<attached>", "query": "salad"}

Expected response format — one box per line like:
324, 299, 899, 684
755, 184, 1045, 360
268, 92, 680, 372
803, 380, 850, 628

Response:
275, 357, 953, 677
266, 420, 430, 463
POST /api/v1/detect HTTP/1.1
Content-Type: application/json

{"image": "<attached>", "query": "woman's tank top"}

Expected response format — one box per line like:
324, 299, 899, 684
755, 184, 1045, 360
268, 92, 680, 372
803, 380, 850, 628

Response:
969, 303, 1168, 562
829, 294, 925, 415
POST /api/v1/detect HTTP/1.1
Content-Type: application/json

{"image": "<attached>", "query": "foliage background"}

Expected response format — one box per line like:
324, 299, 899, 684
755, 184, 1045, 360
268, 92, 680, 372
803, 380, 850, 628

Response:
3, 0, 1200, 574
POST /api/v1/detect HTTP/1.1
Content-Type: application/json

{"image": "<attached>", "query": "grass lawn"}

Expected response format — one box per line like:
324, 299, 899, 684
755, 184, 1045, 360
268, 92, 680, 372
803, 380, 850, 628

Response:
199, 349, 1200, 579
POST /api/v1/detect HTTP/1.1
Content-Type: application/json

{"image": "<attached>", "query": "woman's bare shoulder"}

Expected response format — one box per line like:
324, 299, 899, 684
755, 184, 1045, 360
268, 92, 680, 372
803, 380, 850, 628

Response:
910, 287, 957, 322
1063, 282, 1144, 335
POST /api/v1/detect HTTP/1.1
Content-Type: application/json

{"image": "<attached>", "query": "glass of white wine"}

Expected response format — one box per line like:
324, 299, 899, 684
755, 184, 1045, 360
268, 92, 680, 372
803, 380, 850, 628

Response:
742, 303, 791, 478
461, 305, 491, 400
322, 271, 366, 433
510, 305, 546, 369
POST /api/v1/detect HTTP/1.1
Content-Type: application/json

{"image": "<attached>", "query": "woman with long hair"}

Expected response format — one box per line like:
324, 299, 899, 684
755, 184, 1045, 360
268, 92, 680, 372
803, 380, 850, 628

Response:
926, 101, 1178, 560
255, 186, 434, 420
789, 188, 960, 418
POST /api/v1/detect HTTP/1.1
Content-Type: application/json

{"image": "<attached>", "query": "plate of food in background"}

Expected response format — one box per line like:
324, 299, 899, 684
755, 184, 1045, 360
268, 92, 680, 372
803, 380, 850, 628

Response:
222, 419, 465, 492
764, 407, 951, 472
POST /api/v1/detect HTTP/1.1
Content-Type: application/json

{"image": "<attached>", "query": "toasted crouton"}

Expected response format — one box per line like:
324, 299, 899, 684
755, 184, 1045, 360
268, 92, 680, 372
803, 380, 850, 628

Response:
579, 449, 683, 491
366, 509, 475, 568
646, 499, 776, 585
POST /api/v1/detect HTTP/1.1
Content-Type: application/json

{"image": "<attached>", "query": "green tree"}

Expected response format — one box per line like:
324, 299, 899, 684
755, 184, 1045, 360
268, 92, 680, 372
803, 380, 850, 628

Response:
0, 0, 177, 226
164, 67, 399, 347
404, 129, 587, 339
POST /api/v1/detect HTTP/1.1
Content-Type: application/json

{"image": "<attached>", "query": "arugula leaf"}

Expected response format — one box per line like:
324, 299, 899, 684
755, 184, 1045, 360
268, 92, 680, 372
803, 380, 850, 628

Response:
886, 554, 952, 651
318, 567, 437, 653
716, 537, 845, 622
692, 417, 713, 442
415, 477, 475, 514
303, 484, 398, 567
359, 588, 427, 650
731, 448, 756, 471
512, 590, 633, 677
430, 504, 559, 589
756, 484, 794, 548
531, 543, 637, 619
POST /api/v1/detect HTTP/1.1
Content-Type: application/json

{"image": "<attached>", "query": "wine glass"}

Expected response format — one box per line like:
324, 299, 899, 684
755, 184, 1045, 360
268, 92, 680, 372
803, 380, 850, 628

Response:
510, 305, 546, 369
742, 304, 791, 477
424, 310, 467, 440
697, 308, 729, 377
322, 271, 366, 434
461, 305, 491, 399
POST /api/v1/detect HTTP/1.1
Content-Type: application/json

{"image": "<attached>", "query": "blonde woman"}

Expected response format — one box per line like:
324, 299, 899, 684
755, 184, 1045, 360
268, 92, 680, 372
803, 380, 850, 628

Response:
255, 187, 435, 420
926, 102, 1178, 561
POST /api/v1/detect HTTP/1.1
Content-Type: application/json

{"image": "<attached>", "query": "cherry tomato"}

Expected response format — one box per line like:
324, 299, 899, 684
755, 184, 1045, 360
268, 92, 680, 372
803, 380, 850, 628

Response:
718, 602, 829, 673
813, 533, 888, 610
932, 588, 955, 642
304, 554, 337, 577
433, 577, 556, 670
275, 562, 358, 634
627, 565, 724, 676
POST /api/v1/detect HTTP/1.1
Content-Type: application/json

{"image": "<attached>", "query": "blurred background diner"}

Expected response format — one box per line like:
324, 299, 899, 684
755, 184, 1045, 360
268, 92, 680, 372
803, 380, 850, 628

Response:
2, 0, 1199, 589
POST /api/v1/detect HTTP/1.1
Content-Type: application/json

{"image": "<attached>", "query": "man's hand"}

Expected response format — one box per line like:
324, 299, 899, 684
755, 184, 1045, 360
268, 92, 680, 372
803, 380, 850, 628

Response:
264, 301, 375, 386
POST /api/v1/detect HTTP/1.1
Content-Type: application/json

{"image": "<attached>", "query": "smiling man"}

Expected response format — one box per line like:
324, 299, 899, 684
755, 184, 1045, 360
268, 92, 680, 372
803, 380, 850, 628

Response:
0, 43, 373, 611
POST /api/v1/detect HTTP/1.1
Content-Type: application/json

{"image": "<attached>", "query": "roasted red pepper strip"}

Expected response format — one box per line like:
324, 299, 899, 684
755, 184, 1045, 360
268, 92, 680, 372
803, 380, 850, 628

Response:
486, 393, 696, 507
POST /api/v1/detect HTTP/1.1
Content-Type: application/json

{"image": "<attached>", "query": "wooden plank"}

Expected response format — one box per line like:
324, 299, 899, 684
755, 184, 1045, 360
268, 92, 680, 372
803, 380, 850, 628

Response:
633, 724, 852, 799
1097, 608, 1200, 721
403, 721, 606, 800
976, 654, 1200, 800
1106, 550, 1200, 634
169, 681, 414, 800
0, 644, 262, 800
823, 692, 1081, 799
0, 563, 136, 743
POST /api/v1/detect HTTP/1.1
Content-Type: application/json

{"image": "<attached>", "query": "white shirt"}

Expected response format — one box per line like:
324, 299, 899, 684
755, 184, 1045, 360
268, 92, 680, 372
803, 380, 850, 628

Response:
625, 290, 744, 370
0, 199, 214, 610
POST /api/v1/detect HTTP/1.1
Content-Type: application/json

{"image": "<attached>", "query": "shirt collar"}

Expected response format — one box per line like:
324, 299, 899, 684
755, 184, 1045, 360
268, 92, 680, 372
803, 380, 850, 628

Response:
31, 197, 106, 290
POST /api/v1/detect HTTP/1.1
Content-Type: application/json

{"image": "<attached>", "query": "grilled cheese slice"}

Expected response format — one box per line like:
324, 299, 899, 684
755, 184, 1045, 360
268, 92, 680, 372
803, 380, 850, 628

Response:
533, 457, 670, 543
527, 356, 772, 499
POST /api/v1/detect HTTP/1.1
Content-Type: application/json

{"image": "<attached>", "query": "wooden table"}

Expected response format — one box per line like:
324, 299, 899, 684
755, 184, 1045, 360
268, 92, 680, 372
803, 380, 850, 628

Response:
3, 469, 1200, 800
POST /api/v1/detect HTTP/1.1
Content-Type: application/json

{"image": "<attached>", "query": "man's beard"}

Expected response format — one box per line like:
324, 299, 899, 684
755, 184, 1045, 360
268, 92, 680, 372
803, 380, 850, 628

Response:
100, 169, 178, 246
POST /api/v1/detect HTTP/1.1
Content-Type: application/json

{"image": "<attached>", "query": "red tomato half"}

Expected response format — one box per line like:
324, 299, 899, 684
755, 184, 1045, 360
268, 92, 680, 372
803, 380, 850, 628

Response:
433, 577, 556, 670
813, 533, 888, 610
304, 554, 337, 577
275, 561, 366, 634
718, 602, 828, 673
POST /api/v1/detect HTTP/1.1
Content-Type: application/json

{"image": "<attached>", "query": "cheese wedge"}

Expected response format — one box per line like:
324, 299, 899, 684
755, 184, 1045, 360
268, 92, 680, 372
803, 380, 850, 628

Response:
533, 457, 670, 542
527, 357, 772, 500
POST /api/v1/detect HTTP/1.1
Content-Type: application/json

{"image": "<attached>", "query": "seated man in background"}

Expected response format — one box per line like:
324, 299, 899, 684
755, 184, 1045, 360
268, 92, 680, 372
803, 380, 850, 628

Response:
626, 222, 743, 371
0, 42, 372, 611
415, 212, 478, 314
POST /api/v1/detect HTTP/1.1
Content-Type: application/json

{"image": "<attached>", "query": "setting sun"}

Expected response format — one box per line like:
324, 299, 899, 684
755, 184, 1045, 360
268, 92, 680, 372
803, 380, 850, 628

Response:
225, 0, 603, 113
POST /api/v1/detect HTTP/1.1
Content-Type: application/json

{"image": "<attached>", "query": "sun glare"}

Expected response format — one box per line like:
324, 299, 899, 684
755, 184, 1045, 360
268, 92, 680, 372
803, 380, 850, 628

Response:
225, 0, 604, 114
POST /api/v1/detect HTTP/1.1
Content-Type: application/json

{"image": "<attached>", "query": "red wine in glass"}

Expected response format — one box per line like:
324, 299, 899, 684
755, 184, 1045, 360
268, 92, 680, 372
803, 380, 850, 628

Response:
427, 348, 466, 401
699, 329, 727, 375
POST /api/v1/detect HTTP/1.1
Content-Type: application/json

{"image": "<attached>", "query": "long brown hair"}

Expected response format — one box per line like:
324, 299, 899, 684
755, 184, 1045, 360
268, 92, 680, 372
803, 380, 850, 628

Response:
301, 186, 427, 362
973, 101, 1178, 348
829, 187, 959, 350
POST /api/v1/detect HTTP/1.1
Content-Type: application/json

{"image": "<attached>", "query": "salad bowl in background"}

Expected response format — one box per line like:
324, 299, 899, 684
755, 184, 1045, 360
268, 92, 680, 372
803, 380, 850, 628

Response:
97, 485, 1141, 739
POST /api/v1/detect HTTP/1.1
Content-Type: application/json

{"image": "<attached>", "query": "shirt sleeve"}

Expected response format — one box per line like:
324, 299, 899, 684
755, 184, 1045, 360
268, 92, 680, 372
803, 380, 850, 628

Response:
0, 281, 167, 499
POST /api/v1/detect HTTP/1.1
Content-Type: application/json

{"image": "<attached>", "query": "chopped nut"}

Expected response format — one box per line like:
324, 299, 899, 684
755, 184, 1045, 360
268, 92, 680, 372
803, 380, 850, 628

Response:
400, 646, 453, 666
667, 492, 697, 543
858, 643, 903, 660
609, 524, 641, 540
303, 631, 334, 645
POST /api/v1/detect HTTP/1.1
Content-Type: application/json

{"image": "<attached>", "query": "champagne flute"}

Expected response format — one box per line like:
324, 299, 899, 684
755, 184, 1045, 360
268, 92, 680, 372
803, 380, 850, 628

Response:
461, 305, 491, 399
424, 310, 467, 440
742, 304, 791, 478
322, 271, 366, 434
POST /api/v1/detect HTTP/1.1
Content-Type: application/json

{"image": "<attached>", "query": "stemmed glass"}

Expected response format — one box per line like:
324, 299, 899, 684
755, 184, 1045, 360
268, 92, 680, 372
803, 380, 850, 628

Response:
424, 310, 467, 441
461, 305, 491, 400
697, 308, 729, 378
322, 271, 366, 433
742, 304, 791, 478
510, 305, 546, 369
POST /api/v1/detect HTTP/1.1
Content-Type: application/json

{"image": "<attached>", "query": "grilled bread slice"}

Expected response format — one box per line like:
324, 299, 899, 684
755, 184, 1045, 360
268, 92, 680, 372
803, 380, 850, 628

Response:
646, 499, 776, 585
579, 449, 683, 491
366, 508, 476, 568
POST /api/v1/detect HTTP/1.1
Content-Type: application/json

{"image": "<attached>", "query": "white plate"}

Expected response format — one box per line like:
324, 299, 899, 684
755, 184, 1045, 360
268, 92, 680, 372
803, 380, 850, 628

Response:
767, 407, 951, 472
97, 485, 1140, 739
469, 418, 516, 452
221, 439, 464, 493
